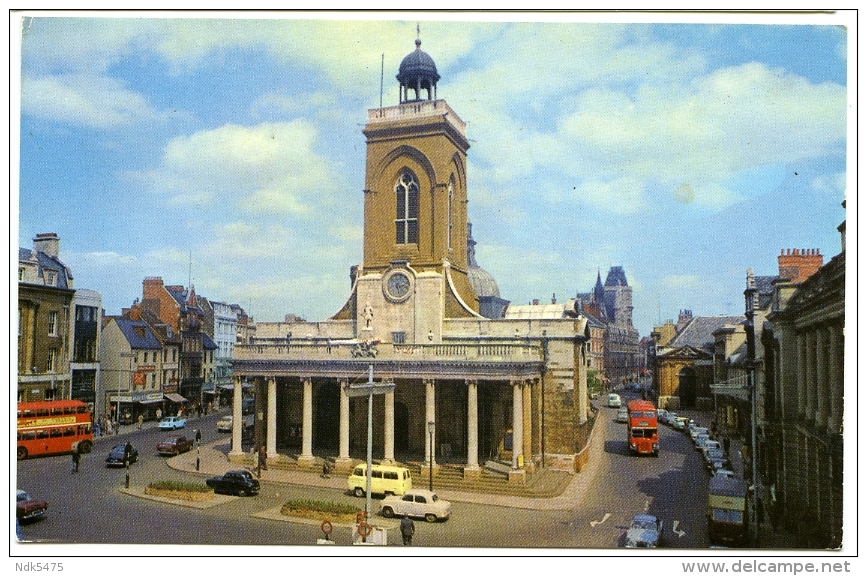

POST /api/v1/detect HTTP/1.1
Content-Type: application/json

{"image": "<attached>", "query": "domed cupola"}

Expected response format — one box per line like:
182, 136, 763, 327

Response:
467, 222, 501, 299
397, 38, 440, 102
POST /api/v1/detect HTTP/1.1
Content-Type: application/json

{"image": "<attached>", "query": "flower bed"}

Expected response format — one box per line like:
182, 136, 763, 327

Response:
280, 499, 362, 523
145, 480, 214, 502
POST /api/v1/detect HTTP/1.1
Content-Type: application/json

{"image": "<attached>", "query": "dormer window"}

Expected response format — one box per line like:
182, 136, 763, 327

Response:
45, 270, 57, 286
395, 171, 419, 244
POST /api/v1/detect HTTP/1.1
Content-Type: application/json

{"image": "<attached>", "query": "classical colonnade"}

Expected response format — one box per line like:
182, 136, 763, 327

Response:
227, 375, 537, 478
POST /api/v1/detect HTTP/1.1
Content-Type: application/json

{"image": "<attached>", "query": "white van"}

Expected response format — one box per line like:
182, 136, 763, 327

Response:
608, 393, 622, 408
347, 463, 412, 497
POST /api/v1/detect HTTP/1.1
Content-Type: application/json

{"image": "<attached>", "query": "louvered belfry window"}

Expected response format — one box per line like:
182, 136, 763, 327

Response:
395, 171, 419, 244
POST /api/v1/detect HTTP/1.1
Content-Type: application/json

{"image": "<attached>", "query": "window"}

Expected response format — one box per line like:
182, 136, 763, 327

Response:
447, 180, 454, 250
47, 311, 58, 336
18, 267, 25, 281
395, 171, 419, 244
391, 332, 407, 345
47, 348, 57, 371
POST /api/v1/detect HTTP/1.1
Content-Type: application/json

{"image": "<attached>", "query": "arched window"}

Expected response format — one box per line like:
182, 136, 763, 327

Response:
395, 171, 419, 244
447, 179, 454, 250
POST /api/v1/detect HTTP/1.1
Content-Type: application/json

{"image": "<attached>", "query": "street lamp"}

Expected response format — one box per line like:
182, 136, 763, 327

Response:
344, 365, 395, 522
427, 421, 435, 491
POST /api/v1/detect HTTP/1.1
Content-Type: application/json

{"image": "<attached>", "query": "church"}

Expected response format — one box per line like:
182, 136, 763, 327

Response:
230, 37, 592, 480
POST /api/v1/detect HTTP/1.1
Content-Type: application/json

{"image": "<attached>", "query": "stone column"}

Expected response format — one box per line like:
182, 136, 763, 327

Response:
424, 379, 436, 474
827, 325, 843, 435
804, 330, 816, 423
522, 379, 535, 473
384, 387, 395, 463
266, 378, 277, 460
335, 380, 352, 472
510, 380, 526, 483
796, 332, 806, 418
464, 379, 480, 479
229, 376, 244, 457
297, 378, 315, 468
815, 327, 828, 429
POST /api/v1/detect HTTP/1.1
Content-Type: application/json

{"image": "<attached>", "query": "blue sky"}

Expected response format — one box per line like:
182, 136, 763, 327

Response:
14, 11, 850, 336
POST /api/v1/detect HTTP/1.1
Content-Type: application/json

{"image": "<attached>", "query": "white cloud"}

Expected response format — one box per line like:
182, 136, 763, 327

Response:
21, 74, 159, 128
136, 121, 338, 213
660, 274, 702, 290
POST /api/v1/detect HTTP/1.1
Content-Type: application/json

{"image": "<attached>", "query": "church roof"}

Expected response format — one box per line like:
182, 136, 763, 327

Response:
604, 266, 629, 287
467, 222, 500, 298
669, 315, 744, 350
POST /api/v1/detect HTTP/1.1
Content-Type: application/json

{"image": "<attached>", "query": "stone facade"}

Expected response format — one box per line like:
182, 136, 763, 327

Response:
230, 39, 592, 477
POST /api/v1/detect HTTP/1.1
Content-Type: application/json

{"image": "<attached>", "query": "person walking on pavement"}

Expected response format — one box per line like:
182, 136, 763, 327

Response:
400, 514, 415, 546
71, 446, 80, 473
137, 414, 144, 430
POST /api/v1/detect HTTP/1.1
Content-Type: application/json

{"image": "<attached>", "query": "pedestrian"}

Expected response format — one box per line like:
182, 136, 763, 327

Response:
94, 420, 101, 437
137, 414, 144, 430
124, 442, 133, 467
259, 445, 268, 470
400, 514, 415, 545
105, 418, 113, 436
71, 446, 80, 473
156, 408, 162, 421
251, 446, 259, 476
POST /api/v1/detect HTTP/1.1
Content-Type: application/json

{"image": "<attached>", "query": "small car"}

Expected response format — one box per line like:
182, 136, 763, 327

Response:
664, 412, 678, 426
657, 408, 669, 423
206, 470, 260, 496
105, 443, 138, 467
712, 468, 736, 479
379, 489, 451, 522
625, 513, 663, 548
689, 426, 709, 442
216, 415, 233, 433
672, 416, 689, 431
159, 416, 186, 430
16, 490, 48, 523
608, 393, 622, 408
616, 407, 629, 423
157, 435, 194, 456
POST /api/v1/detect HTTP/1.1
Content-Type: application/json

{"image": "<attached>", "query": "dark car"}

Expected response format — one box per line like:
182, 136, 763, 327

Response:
205, 470, 260, 496
157, 435, 194, 456
105, 443, 138, 467
16, 490, 48, 523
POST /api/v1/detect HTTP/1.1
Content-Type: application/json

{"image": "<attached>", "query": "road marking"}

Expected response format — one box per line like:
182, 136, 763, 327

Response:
589, 512, 610, 528
672, 520, 686, 538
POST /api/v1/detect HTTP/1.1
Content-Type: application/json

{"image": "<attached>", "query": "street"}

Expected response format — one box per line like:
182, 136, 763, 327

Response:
16, 395, 711, 549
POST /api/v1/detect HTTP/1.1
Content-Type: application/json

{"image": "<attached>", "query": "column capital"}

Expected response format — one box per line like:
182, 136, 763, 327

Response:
464, 379, 478, 387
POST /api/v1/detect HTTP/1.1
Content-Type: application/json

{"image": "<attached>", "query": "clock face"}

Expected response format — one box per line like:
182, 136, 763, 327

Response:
385, 271, 412, 302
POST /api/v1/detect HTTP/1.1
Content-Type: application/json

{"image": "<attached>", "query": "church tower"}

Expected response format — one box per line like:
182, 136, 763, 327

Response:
341, 36, 480, 343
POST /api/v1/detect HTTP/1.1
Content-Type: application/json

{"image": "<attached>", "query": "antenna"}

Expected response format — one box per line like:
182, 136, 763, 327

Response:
380, 53, 384, 109
188, 250, 192, 289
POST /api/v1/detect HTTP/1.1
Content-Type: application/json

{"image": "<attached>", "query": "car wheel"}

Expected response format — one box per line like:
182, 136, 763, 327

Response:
425, 513, 437, 523
382, 507, 394, 518
354, 487, 365, 498
17, 446, 28, 460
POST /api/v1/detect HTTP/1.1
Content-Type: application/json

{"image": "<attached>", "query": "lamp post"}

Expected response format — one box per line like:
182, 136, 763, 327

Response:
427, 421, 435, 491
344, 365, 395, 523
744, 271, 759, 544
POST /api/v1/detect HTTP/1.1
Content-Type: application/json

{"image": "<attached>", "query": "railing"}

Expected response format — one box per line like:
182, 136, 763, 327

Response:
710, 373, 750, 399
367, 100, 466, 134
234, 339, 541, 363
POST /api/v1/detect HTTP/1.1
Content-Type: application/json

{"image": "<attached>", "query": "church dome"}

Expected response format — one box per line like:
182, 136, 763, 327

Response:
467, 222, 501, 298
397, 38, 440, 102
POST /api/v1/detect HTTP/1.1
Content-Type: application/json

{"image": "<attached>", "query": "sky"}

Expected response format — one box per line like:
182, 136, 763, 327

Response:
13, 10, 852, 337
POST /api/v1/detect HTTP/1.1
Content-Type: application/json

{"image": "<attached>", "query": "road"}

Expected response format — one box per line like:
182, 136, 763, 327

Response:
16, 395, 711, 549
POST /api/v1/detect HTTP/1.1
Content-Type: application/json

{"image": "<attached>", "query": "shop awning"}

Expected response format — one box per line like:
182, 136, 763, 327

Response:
164, 393, 188, 403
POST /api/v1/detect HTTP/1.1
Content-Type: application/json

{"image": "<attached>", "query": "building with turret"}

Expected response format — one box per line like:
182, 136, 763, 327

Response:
230, 37, 592, 479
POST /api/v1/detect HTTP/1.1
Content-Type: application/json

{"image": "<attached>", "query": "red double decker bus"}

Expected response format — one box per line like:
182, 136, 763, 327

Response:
627, 399, 659, 456
17, 400, 93, 460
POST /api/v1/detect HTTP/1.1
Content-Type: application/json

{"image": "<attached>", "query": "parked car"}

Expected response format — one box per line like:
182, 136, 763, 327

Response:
216, 415, 233, 433
712, 468, 736, 479
608, 393, 622, 408
105, 443, 138, 467
16, 490, 48, 523
379, 489, 451, 522
657, 409, 669, 424
616, 407, 629, 423
672, 416, 690, 431
159, 416, 186, 430
206, 470, 260, 496
702, 439, 722, 456
664, 412, 678, 426
694, 433, 711, 451
689, 427, 709, 442
625, 513, 663, 548
157, 435, 194, 456
705, 448, 731, 473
